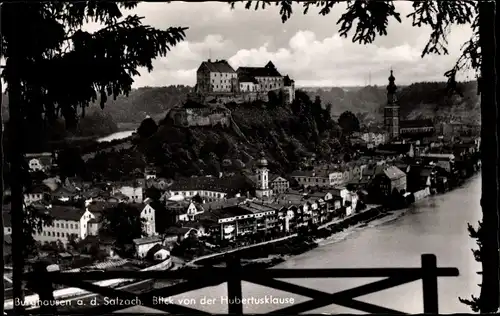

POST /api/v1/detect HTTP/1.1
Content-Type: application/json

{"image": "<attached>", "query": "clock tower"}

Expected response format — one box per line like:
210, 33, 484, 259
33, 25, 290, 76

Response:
384, 69, 400, 140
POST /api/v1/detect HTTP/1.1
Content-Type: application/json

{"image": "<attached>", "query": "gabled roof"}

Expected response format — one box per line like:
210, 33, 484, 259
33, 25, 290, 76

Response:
48, 205, 87, 221
133, 236, 162, 245
382, 166, 406, 181
236, 62, 282, 77
164, 226, 195, 236
198, 60, 236, 73
87, 201, 119, 213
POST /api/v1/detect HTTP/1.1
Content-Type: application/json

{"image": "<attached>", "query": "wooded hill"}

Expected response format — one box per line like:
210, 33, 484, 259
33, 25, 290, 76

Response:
310, 81, 480, 125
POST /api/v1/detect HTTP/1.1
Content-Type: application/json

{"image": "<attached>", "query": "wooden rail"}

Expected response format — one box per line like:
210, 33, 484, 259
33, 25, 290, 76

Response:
18, 253, 458, 315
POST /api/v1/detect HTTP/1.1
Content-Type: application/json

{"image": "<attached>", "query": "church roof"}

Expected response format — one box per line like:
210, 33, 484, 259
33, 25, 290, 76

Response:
400, 119, 434, 129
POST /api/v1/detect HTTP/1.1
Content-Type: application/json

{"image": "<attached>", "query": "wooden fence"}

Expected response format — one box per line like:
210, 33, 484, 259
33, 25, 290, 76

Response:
18, 253, 458, 315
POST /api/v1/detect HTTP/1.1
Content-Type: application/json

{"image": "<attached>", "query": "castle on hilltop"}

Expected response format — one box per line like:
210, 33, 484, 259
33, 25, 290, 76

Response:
194, 59, 296, 105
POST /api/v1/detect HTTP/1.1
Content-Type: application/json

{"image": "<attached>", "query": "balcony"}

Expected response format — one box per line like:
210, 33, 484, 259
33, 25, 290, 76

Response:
8, 254, 459, 315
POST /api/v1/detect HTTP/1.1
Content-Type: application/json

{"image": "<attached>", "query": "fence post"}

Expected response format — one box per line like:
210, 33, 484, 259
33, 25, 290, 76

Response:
27, 262, 57, 315
421, 254, 438, 314
226, 255, 243, 315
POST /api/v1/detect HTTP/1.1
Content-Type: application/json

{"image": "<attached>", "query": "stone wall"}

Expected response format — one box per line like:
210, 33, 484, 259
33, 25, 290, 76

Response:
168, 107, 232, 128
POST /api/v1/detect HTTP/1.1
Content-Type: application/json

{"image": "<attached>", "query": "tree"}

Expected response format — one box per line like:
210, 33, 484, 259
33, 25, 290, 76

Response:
338, 111, 361, 136
231, 0, 496, 313
99, 204, 146, 252
137, 116, 158, 138
1, 3, 187, 311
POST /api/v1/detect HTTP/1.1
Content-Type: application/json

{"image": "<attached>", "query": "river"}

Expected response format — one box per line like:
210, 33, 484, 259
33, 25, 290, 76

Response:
166, 174, 481, 314
97, 130, 135, 143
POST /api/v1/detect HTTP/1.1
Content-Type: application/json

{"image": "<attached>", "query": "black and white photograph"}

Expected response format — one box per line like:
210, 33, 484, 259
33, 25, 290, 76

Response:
0, 1, 496, 315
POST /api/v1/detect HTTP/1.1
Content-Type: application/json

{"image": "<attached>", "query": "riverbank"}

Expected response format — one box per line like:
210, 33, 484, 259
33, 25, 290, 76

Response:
185, 205, 386, 270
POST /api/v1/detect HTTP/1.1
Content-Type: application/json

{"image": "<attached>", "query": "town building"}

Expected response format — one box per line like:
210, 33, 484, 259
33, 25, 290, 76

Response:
86, 201, 158, 237
133, 236, 163, 259
371, 166, 407, 196
3, 204, 96, 246
399, 119, 435, 138
112, 182, 143, 203
167, 174, 254, 202
164, 200, 204, 222
419, 153, 455, 173
375, 143, 415, 158
360, 131, 387, 148
290, 165, 347, 188
195, 202, 278, 240
269, 174, 290, 194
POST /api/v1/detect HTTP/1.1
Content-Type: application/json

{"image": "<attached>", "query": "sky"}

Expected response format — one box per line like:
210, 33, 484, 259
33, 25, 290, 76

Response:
4, 1, 477, 90
109, 1, 476, 88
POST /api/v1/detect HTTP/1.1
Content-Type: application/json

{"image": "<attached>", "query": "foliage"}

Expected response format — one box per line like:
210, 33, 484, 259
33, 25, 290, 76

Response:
125, 91, 338, 179
338, 111, 360, 136
57, 146, 86, 179
19, 206, 54, 257
87, 85, 192, 123
1, 3, 188, 128
137, 116, 158, 138
99, 203, 146, 250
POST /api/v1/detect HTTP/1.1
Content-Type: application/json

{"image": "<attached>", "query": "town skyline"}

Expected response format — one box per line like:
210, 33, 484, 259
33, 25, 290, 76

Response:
80, 1, 476, 88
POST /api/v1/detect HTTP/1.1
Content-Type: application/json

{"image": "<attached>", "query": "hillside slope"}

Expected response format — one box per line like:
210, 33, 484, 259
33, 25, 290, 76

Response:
308, 81, 480, 125
88, 91, 341, 180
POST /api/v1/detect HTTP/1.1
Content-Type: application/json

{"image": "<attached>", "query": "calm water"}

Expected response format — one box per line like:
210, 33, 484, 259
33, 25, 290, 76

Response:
165, 174, 482, 314
97, 130, 135, 143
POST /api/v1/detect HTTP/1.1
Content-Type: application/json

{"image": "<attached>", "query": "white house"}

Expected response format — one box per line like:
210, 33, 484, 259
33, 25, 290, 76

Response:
3, 204, 96, 246
133, 236, 163, 259
113, 184, 143, 203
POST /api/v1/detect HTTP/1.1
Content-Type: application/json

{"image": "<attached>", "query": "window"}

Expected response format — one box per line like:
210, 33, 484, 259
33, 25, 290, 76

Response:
57, 232, 60, 237
56, 223, 59, 228
65, 223, 69, 229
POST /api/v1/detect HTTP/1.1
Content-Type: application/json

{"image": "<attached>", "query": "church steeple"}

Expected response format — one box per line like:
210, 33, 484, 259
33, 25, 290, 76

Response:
384, 69, 400, 140
387, 69, 398, 104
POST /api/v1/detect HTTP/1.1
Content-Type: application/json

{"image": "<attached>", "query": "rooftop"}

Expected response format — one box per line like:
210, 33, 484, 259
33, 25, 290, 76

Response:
169, 174, 254, 195
199, 59, 236, 73
132, 236, 162, 245
382, 166, 406, 181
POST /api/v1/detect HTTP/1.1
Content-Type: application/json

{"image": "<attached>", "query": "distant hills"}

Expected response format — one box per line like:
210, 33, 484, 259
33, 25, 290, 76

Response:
307, 81, 480, 125
1, 81, 480, 133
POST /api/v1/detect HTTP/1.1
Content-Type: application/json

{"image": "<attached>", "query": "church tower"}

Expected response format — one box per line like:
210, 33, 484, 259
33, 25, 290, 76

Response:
384, 69, 400, 140
255, 152, 272, 198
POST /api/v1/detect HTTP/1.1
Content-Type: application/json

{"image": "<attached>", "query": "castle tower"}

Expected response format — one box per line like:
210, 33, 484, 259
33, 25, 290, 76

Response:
255, 151, 272, 198
384, 69, 400, 140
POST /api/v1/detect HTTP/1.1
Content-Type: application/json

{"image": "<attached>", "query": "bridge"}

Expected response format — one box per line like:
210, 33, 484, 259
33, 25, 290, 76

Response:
9, 254, 458, 315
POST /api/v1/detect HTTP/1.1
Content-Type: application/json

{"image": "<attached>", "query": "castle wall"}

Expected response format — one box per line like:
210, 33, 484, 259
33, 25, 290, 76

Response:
168, 108, 231, 128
